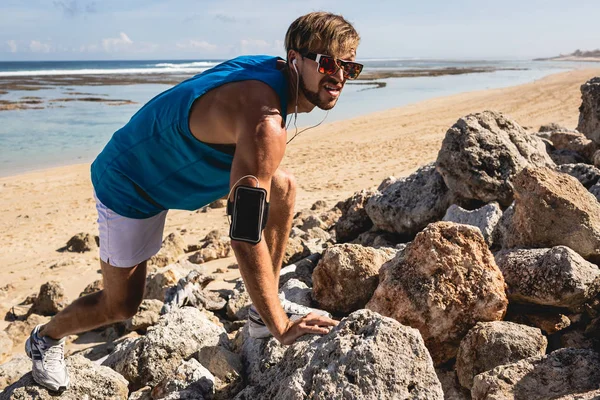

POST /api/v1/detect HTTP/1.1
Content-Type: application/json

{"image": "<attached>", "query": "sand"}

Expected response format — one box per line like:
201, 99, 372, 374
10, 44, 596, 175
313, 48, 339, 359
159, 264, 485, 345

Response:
1, 67, 599, 355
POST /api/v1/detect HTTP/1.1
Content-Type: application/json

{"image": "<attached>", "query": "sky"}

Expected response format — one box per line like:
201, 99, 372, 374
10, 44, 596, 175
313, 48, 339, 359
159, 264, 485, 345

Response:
1, 0, 599, 61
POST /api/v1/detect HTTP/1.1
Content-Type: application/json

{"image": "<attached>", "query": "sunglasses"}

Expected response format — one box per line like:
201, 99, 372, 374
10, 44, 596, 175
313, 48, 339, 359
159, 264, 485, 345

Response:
302, 52, 363, 80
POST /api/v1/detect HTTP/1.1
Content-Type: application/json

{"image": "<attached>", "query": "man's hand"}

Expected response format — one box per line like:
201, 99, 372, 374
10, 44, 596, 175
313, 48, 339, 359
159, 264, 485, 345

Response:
276, 312, 339, 345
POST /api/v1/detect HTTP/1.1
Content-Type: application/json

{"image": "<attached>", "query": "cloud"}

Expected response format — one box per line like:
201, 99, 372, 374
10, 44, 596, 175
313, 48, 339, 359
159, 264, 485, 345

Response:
53, 0, 97, 17
215, 13, 237, 23
29, 40, 52, 53
176, 40, 218, 52
102, 32, 133, 52
240, 39, 276, 54
6, 40, 17, 53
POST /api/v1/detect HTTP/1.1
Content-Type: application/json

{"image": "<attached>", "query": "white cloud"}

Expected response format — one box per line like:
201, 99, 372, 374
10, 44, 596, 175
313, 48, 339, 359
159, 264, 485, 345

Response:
6, 40, 17, 53
102, 32, 133, 52
176, 40, 218, 52
29, 40, 52, 53
240, 38, 279, 54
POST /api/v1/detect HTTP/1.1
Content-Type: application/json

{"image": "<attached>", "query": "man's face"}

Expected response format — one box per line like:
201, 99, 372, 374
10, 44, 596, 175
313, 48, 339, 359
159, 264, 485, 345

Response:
299, 50, 356, 110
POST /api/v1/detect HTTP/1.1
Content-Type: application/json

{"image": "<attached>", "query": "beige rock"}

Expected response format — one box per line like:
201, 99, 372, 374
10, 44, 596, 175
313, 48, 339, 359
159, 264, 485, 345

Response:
5, 314, 50, 348
334, 189, 374, 242
0, 354, 30, 390
66, 232, 98, 253
505, 167, 600, 261
149, 232, 186, 268
79, 279, 103, 297
312, 244, 397, 314
28, 281, 68, 316
550, 130, 598, 161
366, 221, 508, 365
125, 299, 163, 332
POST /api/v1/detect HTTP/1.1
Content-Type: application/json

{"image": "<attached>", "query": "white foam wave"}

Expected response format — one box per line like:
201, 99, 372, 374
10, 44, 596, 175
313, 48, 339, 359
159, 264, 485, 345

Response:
0, 65, 218, 77
154, 61, 216, 68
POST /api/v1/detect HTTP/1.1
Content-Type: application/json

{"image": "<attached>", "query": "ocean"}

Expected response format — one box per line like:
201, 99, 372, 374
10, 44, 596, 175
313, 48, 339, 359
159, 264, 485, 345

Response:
1, 58, 599, 177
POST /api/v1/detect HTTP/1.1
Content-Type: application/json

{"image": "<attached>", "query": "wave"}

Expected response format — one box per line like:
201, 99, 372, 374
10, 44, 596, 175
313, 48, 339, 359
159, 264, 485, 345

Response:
153, 61, 217, 68
0, 65, 218, 77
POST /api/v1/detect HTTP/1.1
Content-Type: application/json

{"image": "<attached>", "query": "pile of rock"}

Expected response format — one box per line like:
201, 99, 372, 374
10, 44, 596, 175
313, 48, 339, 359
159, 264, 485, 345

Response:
2, 77, 600, 399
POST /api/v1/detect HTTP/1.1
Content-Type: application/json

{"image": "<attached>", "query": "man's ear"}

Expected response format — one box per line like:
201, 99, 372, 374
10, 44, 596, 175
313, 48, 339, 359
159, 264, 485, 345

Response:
287, 49, 300, 68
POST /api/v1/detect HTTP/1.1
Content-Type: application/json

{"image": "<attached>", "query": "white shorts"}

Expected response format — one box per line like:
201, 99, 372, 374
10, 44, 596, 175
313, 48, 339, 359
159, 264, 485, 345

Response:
94, 192, 168, 268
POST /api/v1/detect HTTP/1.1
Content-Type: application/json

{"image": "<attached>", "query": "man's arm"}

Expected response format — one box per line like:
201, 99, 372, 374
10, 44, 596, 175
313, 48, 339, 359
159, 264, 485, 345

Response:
229, 93, 336, 345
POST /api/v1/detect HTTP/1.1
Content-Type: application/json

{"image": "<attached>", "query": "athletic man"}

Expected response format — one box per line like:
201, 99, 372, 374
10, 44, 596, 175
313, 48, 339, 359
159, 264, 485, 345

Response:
25, 11, 362, 391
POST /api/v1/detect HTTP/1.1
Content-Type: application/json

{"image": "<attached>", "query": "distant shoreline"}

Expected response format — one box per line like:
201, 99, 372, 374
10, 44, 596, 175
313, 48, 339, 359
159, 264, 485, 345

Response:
534, 56, 600, 62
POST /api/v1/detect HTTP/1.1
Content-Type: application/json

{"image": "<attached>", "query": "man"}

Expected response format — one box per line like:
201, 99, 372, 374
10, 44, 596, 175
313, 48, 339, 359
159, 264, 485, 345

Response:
25, 11, 362, 392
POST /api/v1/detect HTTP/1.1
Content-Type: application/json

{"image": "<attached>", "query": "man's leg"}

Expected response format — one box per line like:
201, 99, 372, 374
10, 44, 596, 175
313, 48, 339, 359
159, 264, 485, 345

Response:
40, 259, 147, 340
264, 168, 296, 287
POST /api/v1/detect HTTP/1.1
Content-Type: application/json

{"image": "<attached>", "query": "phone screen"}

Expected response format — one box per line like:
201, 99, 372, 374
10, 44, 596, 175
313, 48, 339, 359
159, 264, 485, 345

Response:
232, 187, 265, 242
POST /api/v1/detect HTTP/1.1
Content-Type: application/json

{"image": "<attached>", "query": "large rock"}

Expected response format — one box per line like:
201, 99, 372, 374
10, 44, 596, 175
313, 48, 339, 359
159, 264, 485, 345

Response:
236, 309, 444, 400
150, 358, 215, 400
312, 244, 397, 315
591, 182, 600, 202
0, 355, 128, 400
504, 167, 600, 261
367, 163, 455, 236
471, 348, 600, 400
334, 189, 374, 242
550, 131, 598, 161
125, 299, 163, 332
239, 326, 287, 386
66, 232, 98, 253
442, 202, 502, 246
28, 281, 69, 316
0, 354, 30, 390
279, 278, 311, 307
455, 321, 547, 390
366, 221, 508, 365
436, 110, 554, 206
144, 262, 193, 301
149, 232, 186, 268
577, 77, 600, 144
226, 279, 252, 321
495, 246, 600, 310
557, 163, 600, 188
102, 307, 225, 390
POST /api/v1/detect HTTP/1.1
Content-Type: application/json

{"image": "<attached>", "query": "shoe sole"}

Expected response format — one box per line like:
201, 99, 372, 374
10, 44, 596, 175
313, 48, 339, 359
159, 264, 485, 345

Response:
25, 331, 69, 392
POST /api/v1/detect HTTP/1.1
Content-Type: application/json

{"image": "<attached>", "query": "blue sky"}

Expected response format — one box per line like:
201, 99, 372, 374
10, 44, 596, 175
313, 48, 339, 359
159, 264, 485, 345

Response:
1, 0, 599, 61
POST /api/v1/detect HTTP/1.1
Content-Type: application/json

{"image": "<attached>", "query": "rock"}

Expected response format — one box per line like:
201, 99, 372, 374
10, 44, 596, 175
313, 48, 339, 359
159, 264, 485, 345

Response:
495, 246, 600, 310
539, 123, 569, 132
282, 236, 308, 266
351, 229, 399, 249
550, 131, 598, 161
366, 221, 508, 365
436, 110, 554, 206
471, 348, 600, 400
300, 215, 328, 231
0, 354, 30, 389
128, 387, 152, 400
236, 310, 444, 400
312, 244, 397, 315
557, 163, 600, 188
556, 389, 600, 399
505, 167, 600, 261
239, 325, 287, 386
197, 346, 244, 397
4, 314, 50, 348
208, 198, 228, 209
455, 321, 547, 389
490, 202, 514, 249
367, 163, 455, 236
188, 232, 232, 264
29, 281, 68, 316
125, 299, 163, 332
149, 232, 186, 268
150, 358, 215, 400
102, 307, 226, 390
299, 227, 331, 243
594, 149, 600, 168
66, 232, 98, 253
590, 182, 600, 202
278, 253, 321, 288
310, 200, 328, 211
279, 279, 312, 307
551, 148, 588, 165
0, 355, 128, 400
377, 175, 397, 191
79, 279, 103, 297
526, 312, 571, 335
334, 189, 374, 242
226, 279, 252, 321
442, 202, 502, 246
577, 77, 600, 144
144, 262, 191, 301
435, 369, 471, 400
560, 330, 596, 350
0, 331, 12, 364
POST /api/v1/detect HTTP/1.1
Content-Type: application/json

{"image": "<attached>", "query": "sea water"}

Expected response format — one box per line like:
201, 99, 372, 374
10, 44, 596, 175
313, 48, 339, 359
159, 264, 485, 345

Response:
1, 58, 599, 176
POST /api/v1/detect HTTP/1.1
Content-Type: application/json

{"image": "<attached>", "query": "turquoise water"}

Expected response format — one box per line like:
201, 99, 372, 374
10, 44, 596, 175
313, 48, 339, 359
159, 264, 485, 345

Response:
1, 59, 599, 177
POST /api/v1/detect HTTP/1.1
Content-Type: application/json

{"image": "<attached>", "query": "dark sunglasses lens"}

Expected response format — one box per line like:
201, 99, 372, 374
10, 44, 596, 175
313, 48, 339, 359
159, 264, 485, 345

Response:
318, 56, 338, 75
342, 62, 363, 79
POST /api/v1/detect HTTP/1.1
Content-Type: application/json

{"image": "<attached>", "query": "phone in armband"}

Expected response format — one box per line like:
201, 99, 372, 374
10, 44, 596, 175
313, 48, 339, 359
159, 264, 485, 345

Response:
227, 185, 270, 244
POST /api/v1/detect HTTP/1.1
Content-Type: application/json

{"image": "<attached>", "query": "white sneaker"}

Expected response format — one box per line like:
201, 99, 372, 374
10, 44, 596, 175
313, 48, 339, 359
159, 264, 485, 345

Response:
248, 298, 331, 339
25, 324, 70, 392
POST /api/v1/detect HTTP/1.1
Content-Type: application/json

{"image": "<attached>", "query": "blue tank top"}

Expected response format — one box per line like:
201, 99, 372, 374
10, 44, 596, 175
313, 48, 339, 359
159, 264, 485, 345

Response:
91, 55, 288, 219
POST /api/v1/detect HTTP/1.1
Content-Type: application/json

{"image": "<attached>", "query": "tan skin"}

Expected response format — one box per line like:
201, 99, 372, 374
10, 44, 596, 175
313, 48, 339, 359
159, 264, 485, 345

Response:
40, 48, 355, 345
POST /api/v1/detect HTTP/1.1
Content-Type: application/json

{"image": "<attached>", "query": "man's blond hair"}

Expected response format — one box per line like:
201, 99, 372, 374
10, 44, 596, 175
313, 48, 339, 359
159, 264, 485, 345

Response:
285, 12, 360, 58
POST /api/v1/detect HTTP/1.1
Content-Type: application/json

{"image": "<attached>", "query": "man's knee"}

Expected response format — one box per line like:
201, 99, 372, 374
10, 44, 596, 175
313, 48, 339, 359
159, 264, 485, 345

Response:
106, 291, 144, 321
271, 169, 297, 202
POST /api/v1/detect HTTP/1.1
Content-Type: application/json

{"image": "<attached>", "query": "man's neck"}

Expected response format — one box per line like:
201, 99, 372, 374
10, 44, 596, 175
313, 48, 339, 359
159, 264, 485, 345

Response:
282, 66, 314, 115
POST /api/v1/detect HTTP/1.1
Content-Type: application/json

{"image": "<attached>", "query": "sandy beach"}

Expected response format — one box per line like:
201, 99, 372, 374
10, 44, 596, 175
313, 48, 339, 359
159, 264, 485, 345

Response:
1, 67, 599, 355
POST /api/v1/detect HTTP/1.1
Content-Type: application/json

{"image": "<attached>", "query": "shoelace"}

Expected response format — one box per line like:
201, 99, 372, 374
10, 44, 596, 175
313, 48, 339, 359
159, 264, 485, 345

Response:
41, 341, 65, 371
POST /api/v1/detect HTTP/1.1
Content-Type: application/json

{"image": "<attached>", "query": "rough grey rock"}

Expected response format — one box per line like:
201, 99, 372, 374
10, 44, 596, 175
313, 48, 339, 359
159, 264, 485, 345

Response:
334, 189, 374, 242
551, 148, 588, 165
312, 244, 397, 315
442, 202, 502, 246
226, 278, 252, 321
495, 246, 600, 310
0, 355, 128, 400
590, 182, 600, 202
150, 358, 215, 400
471, 348, 600, 400
28, 281, 69, 316
436, 110, 554, 206
367, 222, 508, 365
125, 299, 163, 332
435, 369, 471, 400
0, 354, 30, 390
577, 77, 600, 144
278, 253, 320, 288
236, 309, 444, 400
279, 278, 311, 307
351, 228, 399, 248
377, 175, 397, 191
557, 163, 600, 188
367, 163, 455, 236
455, 321, 547, 389
102, 307, 226, 390
239, 325, 287, 386
66, 232, 98, 253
